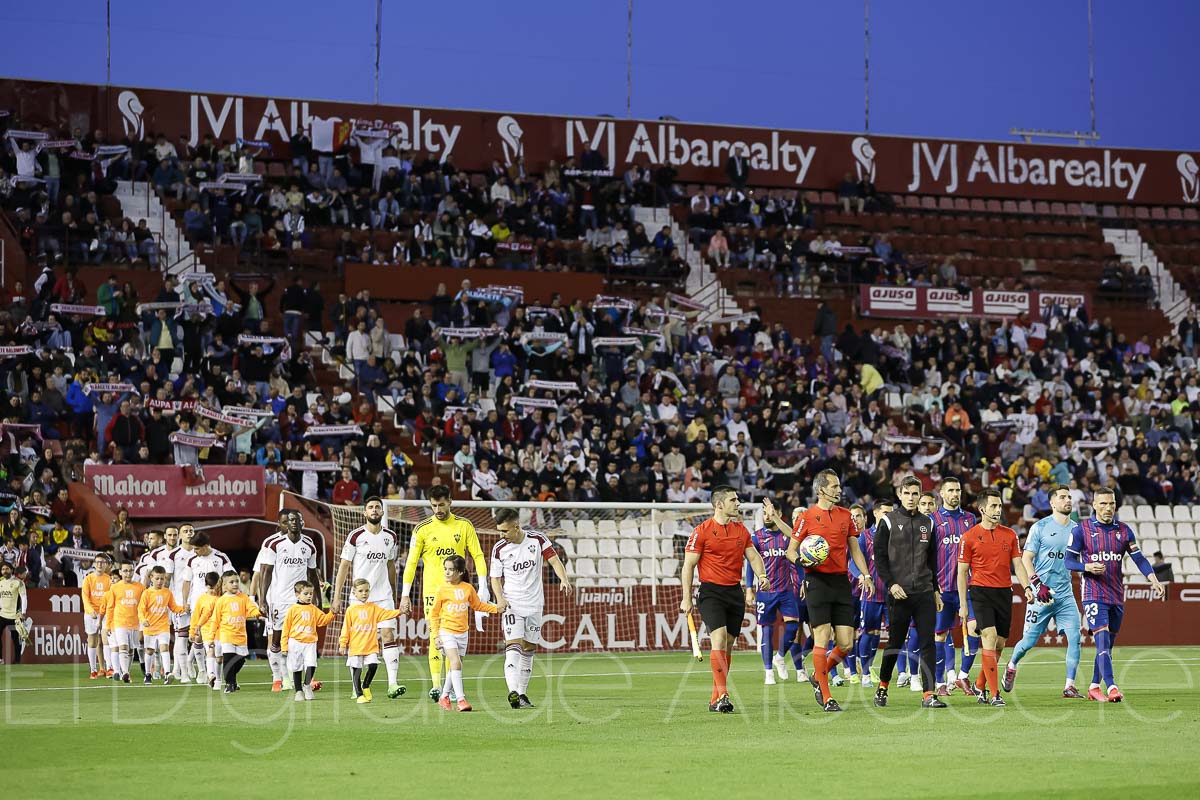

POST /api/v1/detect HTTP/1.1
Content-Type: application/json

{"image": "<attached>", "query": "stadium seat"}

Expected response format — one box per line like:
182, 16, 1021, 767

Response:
661, 578, 682, 587
638, 539, 658, 558
576, 539, 599, 558
575, 520, 597, 538
1174, 506, 1191, 521
597, 558, 619, 577
1176, 523, 1194, 539
619, 558, 641, 576
658, 539, 675, 558
1129, 573, 1149, 585
597, 578, 619, 587
619, 539, 641, 558
619, 519, 639, 536
575, 577, 597, 588
660, 558, 680, 576
638, 558, 658, 577
557, 539, 576, 559
617, 577, 638, 587
597, 520, 618, 536
1140, 539, 1159, 555
1182, 557, 1200, 575
1180, 540, 1199, 557
559, 519, 576, 537
1157, 522, 1175, 539
598, 539, 620, 557
1134, 506, 1155, 522
1135, 522, 1156, 539
1193, 506, 1200, 523
574, 558, 597, 578
1160, 540, 1179, 557
1154, 506, 1173, 522
639, 522, 658, 539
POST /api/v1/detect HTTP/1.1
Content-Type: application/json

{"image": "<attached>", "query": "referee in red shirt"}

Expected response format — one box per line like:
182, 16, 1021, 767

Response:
957, 488, 1033, 706
681, 485, 770, 713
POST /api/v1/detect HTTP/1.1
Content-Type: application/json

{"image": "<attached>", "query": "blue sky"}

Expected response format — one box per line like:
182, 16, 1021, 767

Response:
1, 1, 1195, 150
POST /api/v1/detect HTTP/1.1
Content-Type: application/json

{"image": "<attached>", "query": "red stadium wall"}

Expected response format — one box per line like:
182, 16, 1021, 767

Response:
14, 585, 1200, 664
344, 263, 605, 304
1, 78, 1197, 206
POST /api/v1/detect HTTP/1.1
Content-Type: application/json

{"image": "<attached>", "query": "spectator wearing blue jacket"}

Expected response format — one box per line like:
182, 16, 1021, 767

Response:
64, 377, 96, 441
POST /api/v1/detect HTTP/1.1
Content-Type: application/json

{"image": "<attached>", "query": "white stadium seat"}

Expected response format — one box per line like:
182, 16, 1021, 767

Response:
661, 577, 682, 586
598, 539, 620, 557
1135, 522, 1156, 539
597, 520, 619, 536
575, 520, 597, 538
1156, 523, 1175, 539
1128, 573, 1149, 585
1182, 557, 1200, 575
557, 539, 576, 559
639, 522, 658, 539
1160, 541, 1180, 557
639, 558, 659, 578
660, 558, 680, 576
639, 540, 658, 558
575, 540, 598, 558
618, 577, 639, 587
1134, 506, 1155, 522
619, 519, 639, 535
559, 519, 577, 537
1174, 506, 1191, 521
597, 578, 619, 587
1140, 539, 1159, 556
1180, 540, 1199, 558
576, 577, 597, 588
1154, 506, 1172, 522
1177, 523, 1196, 539
658, 539, 675, 558
597, 558, 619, 577
1192, 506, 1200, 523
619, 539, 641, 558
574, 558, 597, 577
619, 558, 640, 576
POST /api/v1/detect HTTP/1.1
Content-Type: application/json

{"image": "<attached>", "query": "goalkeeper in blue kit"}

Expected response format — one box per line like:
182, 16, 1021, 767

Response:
1003, 484, 1084, 698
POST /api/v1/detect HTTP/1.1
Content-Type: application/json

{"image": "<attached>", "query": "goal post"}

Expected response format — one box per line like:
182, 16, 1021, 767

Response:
324, 499, 768, 657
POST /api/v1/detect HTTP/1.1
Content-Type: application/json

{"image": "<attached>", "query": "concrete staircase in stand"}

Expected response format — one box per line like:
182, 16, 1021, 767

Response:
630, 205, 745, 323
1103, 227, 1193, 327
113, 180, 199, 277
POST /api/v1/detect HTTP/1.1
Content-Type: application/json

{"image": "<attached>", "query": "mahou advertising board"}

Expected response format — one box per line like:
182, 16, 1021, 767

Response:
13, 585, 1200, 664
2, 78, 1199, 205
83, 464, 266, 518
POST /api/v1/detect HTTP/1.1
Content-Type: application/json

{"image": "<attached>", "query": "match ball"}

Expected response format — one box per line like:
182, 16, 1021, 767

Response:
797, 535, 830, 567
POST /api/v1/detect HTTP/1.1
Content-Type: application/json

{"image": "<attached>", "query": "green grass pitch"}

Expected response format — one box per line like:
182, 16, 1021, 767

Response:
3, 647, 1198, 799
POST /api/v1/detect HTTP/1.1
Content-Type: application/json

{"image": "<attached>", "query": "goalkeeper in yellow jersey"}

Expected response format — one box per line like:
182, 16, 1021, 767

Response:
399, 485, 488, 701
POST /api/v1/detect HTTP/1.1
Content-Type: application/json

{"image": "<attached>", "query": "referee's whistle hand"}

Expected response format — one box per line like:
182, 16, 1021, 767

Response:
888, 584, 907, 600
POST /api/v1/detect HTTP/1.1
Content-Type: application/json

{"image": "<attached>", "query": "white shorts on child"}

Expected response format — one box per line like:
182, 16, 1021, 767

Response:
113, 628, 139, 649
143, 632, 170, 650
286, 641, 318, 672
221, 643, 249, 657
438, 631, 469, 656
84, 614, 102, 636
345, 653, 380, 668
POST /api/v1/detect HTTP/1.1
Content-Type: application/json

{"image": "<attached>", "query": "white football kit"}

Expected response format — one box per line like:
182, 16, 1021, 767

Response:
261, 534, 318, 628
490, 530, 557, 643
341, 526, 399, 631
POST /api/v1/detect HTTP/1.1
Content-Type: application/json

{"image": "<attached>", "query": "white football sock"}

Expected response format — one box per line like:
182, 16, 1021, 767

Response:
1065, 678, 1075, 688
206, 656, 217, 680
268, 649, 282, 682
192, 644, 206, 678
173, 638, 188, 677
145, 652, 158, 676
518, 650, 534, 694
161, 649, 172, 674
504, 645, 521, 692
103, 645, 112, 670
119, 649, 131, 675
441, 672, 453, 696
449, 669, 465, 701
87, 647, 98, 672
383, 644, 400, 687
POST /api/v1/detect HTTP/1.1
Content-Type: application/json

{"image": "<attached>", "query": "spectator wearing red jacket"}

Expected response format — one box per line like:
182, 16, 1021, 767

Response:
332, 467, 361, 506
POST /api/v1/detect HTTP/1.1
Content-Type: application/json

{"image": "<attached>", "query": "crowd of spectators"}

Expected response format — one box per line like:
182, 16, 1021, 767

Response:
2, 111, 1200, 592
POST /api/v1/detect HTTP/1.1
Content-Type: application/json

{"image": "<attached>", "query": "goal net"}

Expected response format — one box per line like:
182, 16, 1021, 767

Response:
324, 500, 766, 657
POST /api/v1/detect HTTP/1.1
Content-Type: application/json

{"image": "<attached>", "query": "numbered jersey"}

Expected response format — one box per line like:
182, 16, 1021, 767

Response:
1069, 518, 1139, 605
931, 507, 976, 593
490, 531, 556, 616
260, 534, 318, 607
340, 526, 399, 604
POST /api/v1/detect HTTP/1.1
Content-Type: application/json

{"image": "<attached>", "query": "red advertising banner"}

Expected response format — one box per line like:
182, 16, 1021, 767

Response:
11, 585, 1200, 664
859, 285, 1090, 321
83, 465, 266, 518
0, 79, 1196, 206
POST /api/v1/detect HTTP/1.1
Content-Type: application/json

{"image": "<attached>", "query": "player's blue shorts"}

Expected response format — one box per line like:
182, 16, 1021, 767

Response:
936, 590, 975, 633
756, 590, 801, 625
1020, 590, 1081, 641
859, 600, 886, 631
1082, 601, 1124, 635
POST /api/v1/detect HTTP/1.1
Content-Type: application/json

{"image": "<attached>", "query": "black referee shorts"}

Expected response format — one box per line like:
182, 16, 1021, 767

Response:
804, 571, 855, 629
969, 586, 1014, 639
697, 582, 746, 636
